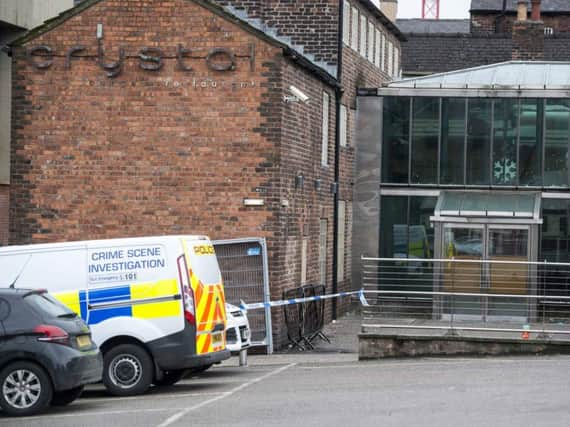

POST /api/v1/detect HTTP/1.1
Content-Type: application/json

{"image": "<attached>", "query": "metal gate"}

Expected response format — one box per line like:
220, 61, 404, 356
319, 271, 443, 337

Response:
213, 237, 273, 353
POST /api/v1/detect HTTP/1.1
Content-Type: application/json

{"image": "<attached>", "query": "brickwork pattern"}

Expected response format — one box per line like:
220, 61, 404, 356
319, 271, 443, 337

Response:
0, 186, 8, 246
218, 0, 340, 67
10, 0, 344, 348
512, 20, 545, 60
471, 12, 570, 34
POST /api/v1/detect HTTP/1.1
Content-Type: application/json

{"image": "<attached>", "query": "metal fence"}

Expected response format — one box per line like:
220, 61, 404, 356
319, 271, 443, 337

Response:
213, 238, 273, 353
283, 284, 330, 350
361, 256, 570, 340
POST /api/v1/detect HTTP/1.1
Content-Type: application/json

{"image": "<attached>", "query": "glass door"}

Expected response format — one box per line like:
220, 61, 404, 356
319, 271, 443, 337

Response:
442, 224, 485, 319
441, 224, 530, 320
486, 226, 530, 319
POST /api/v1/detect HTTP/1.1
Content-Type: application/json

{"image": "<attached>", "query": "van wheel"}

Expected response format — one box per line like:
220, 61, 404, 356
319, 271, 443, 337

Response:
0, 361, 53, 416
51, 386, 84, 406
153, 369, 187, 387
103, 344, 153, 396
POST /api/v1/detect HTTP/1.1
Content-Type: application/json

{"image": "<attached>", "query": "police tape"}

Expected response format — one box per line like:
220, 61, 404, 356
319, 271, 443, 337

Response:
239, 289, 370, 311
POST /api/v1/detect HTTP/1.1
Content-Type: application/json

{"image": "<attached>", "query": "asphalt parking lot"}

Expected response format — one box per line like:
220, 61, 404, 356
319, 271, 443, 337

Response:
2, 353, 570, 427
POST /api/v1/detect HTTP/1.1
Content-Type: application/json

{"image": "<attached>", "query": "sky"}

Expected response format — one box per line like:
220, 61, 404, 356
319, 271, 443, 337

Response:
396, 0, 471, 19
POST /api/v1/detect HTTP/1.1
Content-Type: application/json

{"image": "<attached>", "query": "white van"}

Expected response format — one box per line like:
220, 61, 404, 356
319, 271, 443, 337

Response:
0, 235, 230, 396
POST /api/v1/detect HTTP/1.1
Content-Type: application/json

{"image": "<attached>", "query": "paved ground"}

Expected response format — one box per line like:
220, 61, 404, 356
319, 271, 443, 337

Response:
3, 310, 570, 426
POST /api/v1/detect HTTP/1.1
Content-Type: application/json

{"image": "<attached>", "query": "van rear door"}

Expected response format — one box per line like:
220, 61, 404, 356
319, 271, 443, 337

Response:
183, 240, 226, 355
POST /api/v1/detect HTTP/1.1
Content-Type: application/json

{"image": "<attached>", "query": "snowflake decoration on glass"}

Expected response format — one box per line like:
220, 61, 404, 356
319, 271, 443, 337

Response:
494, 158, 516, 184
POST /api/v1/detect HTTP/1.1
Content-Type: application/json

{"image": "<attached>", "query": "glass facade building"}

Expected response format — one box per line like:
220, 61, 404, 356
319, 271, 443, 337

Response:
353, 62, 570, 317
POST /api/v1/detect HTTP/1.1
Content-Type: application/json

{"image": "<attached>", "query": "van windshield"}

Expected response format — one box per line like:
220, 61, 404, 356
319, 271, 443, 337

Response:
24, 292, 76, 319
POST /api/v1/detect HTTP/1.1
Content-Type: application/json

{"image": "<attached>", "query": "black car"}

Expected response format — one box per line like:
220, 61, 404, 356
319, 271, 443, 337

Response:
0, 288, 102, 416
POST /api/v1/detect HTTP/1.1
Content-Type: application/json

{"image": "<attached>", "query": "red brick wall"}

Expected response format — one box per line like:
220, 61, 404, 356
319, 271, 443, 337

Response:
217, 0, 340, 67
10, 0, 342, 348
11, 0, 281, 244
0, 185, 8, 246
471, 12, 570, 34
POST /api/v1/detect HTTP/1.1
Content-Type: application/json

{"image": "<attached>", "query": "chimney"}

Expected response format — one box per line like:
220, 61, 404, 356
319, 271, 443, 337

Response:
516, 0, 527, 21
512, 0, 544, 60
378, 0, 397, 22
531, 0, 541, 21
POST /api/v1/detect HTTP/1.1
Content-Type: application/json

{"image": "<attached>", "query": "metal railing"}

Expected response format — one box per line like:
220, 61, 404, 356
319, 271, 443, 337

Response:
361, 256, 570, 340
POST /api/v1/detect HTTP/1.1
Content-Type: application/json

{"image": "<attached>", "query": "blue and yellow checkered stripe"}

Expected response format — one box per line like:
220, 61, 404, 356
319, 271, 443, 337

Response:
54, 280, 181, 325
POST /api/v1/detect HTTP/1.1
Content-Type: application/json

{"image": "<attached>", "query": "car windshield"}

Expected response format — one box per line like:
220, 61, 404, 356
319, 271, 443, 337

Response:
24, 292, 77, 318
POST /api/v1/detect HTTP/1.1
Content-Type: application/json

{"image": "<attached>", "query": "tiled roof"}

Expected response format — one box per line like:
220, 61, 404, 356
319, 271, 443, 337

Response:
401, 32, 570, 75
397, 19, 470, 34
471, 0, 570, 13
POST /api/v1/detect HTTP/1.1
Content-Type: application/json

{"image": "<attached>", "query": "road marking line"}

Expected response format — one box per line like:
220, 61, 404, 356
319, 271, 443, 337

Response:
84, 391, 224, 403
156, 363, 296, 427
0, 406, 194, 424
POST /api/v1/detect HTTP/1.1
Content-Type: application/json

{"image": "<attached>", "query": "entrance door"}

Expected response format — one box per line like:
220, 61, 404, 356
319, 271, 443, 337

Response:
441, 224, 530, 320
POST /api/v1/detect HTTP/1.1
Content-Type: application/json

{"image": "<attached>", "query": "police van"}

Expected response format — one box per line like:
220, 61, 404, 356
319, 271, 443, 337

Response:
0, 235, 230, 396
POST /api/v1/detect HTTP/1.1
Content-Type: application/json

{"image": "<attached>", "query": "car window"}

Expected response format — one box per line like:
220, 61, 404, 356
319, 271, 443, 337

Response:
24, 293, 76, 318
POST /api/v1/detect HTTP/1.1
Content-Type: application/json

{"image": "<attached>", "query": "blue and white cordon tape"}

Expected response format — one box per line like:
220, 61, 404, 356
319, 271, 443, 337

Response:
239, 289, 369, 312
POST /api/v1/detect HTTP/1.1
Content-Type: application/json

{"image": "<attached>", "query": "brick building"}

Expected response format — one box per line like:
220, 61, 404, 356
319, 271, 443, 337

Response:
398, 0, 570, 76
0, 1, 74, 246
6, 0, 403, 347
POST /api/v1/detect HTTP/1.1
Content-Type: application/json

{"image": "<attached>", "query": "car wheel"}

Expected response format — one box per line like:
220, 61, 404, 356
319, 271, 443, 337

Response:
153, 369, 187, 387
188, 364, 212, 375
0, 361, 53, 416
103, 343, 153, 396
51, 386, 84, 406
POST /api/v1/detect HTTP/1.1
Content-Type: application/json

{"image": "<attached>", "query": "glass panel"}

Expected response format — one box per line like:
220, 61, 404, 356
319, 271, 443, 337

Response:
488, 229, 529, 318
409, 196, 437, 259
440, 98, 466, 185
466, 99, 492, 185
411, 97, 439, 184
519, 99, 543, 186
380, 196, 408, 258
382, 97, 410, 183
540, 200, 570, 306
544, 100, 570, 187
492, 99, 519, 185
443, 227, 483, 317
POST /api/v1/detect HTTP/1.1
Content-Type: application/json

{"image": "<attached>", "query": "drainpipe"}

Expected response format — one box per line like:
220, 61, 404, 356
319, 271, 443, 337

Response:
331, 0, 344, 321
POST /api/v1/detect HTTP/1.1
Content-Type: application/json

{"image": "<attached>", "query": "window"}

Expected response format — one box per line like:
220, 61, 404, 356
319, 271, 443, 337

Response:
340, 104, 348, 147
387, 41, 393, 76
440, 98, 466, 185
411, 97, 439, 184
544, 100, 570, 186
368, 21, 375, 62
382, 96, 410, 183
381, 32, 385, 71
360, 15, 367, 57
492, 99, 519, 185
519, 99, 543, 186
343, 0, 351, 45
466, 99, 492, 185
351, 7, 359, 51
380, 195, 437, 262
322, 91, 330, 166
319, 219, 328, 286
374, 28, 381, 68
337, 201, 346, 281
394, 47, 400, 78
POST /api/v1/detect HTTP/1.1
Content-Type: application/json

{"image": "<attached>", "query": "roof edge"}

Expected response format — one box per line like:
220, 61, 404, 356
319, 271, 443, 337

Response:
356, 0, 406, 41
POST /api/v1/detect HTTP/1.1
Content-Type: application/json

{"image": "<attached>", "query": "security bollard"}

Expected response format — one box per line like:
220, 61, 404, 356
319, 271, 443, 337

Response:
239, 349, 248, 366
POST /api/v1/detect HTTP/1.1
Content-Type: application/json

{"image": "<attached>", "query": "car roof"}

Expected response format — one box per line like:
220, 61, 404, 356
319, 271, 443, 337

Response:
0, 288, 38, 297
